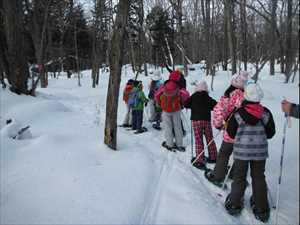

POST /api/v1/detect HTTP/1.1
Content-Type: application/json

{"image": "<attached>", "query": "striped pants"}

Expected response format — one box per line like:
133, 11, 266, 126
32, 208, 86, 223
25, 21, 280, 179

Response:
192, 120, 217, 163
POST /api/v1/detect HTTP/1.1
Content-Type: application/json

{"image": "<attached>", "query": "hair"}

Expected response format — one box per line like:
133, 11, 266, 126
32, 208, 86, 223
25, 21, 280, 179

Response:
224, 85, 238, 97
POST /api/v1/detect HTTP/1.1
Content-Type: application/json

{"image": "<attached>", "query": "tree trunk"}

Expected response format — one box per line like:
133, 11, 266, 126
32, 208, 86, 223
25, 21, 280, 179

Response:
240, 0, 247, 71
270, 0, 278, 75
104, 0, 130, 150
284, 0, 293, 83
225, 0, 237, 75
3, 0, 30, 94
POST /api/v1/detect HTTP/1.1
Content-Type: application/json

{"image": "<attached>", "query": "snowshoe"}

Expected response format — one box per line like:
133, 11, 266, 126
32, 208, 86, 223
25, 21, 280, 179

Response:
162, 141, 176, 152
134, 127, 148, 134
250, 196, 270, 223
119, 124, 131, 128
152, 124, 161, 130
204, 156, 217, 164
204, 169, 226, 188
225, 195, 243, 216
176, 146, 186, 152
190, 157, 207, 170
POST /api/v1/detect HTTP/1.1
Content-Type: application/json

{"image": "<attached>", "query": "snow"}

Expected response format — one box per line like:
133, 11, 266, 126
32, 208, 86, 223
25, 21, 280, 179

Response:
0, 65, 299, 224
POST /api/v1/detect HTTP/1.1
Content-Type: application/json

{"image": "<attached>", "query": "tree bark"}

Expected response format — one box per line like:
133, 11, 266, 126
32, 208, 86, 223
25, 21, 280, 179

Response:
3, 0, 30, 94
104, 0, 130, 150
284, 0, 293, 83
270, 0, 278, 75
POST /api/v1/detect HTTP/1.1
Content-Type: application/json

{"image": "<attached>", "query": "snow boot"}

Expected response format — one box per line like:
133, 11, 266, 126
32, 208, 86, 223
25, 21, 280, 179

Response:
204, 169, 225, 188
225, 195, 243, 216
250, 196, 270, 223
119, 124, 131, 128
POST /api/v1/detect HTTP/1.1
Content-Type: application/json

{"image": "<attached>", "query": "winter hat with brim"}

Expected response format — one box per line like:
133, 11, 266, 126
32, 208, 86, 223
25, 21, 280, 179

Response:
194, 81, 208, 92
152, 70, 162, 81
231, 71, 249, 89
244, 82, 264, 102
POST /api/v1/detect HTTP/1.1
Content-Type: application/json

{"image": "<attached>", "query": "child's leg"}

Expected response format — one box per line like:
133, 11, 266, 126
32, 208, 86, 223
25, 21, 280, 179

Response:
162, 112, 174, 147
203, 121, 217, 160
213, 141, 234, 181
250, 160, 269, 211
172, 111, 183, 147
230, 159, 249, 207
192, 120, 205, 163
136, 110, 143, 130
132, 110, 137, 130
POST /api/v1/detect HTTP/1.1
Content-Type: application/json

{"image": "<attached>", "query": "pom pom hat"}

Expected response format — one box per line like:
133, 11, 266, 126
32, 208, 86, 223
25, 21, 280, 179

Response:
244, 82, 264, 102
231, 71, 249, 89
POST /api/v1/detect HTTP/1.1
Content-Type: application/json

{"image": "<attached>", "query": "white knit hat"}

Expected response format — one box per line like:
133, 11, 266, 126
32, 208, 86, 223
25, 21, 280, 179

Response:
194, 81, 208, 92
152, 70, 162, 81
231, 71, 249, 89
244, 83, 264, 102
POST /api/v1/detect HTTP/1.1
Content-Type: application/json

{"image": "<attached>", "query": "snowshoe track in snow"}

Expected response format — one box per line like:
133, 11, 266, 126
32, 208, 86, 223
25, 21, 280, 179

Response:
140, 152, 176, 224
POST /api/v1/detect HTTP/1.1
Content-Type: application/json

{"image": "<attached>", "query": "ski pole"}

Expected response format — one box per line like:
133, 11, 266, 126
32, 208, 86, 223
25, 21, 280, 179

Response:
191, 129, 222, 166
275, 114, 289, 225
222, 162, 234, 190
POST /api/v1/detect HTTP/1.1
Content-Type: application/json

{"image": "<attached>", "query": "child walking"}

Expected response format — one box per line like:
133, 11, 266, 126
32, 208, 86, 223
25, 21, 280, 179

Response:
184, 81, 218, 170
129, 81, 149, 134
204, 71, 248, 186
224, 83, 275, 223
148, 70, 163, 130
121, 79, 134, 127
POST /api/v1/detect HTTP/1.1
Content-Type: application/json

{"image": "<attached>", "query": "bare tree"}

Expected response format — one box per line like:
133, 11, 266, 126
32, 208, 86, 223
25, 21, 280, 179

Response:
3, 0, 30, 94
104, 0, 130, 150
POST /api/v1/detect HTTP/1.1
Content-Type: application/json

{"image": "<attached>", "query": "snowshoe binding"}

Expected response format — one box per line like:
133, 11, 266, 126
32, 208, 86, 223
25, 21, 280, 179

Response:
191, 157, 207, 171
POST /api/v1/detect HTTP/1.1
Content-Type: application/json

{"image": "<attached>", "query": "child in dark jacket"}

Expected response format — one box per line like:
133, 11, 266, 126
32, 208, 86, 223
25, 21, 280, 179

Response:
184, 81, 218, 170
224, 83, 275, 223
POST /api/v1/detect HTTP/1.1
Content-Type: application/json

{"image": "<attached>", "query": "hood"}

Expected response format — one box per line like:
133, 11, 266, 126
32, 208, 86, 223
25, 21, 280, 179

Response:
239, 101, 264, 125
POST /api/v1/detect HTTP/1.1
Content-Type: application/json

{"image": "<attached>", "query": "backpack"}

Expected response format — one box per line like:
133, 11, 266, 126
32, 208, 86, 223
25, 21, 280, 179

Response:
128, 90, 140, 108
233, 112, 269, 161
160, 89, 181, 113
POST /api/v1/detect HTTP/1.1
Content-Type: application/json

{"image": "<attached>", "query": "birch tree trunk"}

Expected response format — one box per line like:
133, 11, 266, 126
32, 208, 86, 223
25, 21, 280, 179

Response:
104, 0, 130, 150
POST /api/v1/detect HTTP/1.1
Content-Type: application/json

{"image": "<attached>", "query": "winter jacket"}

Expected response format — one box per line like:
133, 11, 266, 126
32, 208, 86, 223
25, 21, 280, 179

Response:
226, 101, 276, 161
155, 80, 190, 110
148, 80, 163, 100
290, 103, 299, 119
184, 91, 217, 121
123, 84, 134, 104
131, 87, 148, 111
213, 88, 244, 143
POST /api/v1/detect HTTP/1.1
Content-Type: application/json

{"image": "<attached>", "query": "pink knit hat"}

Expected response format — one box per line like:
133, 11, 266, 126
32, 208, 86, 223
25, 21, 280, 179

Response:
194, 81, 208, 92
231, 71, 249, 89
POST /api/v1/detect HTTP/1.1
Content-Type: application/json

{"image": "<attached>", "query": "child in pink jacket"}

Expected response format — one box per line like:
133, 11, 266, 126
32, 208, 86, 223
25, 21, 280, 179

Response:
204, 71, 248, 186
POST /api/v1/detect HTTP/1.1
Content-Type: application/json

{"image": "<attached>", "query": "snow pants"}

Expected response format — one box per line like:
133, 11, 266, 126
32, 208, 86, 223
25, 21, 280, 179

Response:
162, 111, 183, 147
192, 120, 217, 164
123, 104, 132, 125
132, 110, 143, 130
148, 99, 156, 121
212, 141, 234, 181
230, 159, 269, 211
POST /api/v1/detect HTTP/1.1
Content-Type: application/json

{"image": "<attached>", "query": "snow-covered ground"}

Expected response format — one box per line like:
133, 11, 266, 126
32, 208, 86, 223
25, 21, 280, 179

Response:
0, 65, 299, 224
